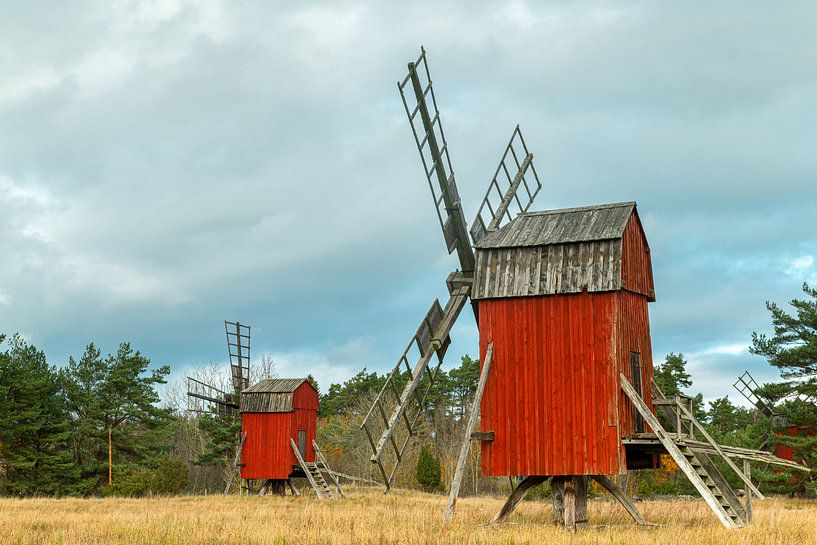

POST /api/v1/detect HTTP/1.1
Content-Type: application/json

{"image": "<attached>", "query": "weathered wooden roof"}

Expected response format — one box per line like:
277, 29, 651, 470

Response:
475, 202, 636, 249
240, 378, 310, 413
243, 378, 308, 394
472, 201, 654, 301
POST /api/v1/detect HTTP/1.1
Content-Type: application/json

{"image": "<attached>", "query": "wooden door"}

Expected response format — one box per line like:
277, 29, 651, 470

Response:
297, 429, 307, 458
630, 352, 645, 433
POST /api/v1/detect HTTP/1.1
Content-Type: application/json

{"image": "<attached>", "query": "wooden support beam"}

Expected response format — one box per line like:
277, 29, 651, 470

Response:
553, 476, 587, 530
591, 475, 648, 525
287, 478, 300, 497
743, 459, 753, 523
488, 476, 548, 524
443, 343, 493, 523
224, 432, 247, 495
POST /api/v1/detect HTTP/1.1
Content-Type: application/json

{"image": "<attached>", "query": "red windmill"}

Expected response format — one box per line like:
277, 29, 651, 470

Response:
361, 47, 809, 530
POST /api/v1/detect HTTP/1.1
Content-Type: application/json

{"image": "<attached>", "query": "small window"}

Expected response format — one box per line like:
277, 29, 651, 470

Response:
297, 430, 307, 457
630, 352, 645, 433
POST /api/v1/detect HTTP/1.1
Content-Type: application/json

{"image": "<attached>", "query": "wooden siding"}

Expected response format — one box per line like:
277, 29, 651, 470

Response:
472, 207, 655, 303
473, 240, 623, 300
615, 290, 656, 438
240, 382, 318, 480
477, 290, 656, 477
241, 412, 294, 480
478, 292, 624, 477
621, 212, 655, 301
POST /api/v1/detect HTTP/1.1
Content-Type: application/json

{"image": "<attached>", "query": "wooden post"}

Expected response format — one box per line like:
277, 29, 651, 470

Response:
551, 477, 565, 524
574, 476, 588, 528
108, 428, 112, 485
564, 478, 577, 530
743, 459, 753, 523
488, 476, 548, 524
591, 475, 648, 525
443, 343, 493, 523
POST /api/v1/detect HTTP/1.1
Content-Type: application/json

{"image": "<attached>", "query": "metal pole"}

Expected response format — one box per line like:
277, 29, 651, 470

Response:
108, 427, 113, 485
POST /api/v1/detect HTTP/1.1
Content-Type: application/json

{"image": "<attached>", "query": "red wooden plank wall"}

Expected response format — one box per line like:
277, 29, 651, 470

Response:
478, 290, 656, 477
241, 412, 294, 479
478, 292, 625, 477
615, 290, 655, 437
621, 212, 655, 300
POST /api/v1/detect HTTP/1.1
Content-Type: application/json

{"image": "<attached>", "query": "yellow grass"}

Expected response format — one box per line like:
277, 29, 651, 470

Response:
1, 488, 814, 545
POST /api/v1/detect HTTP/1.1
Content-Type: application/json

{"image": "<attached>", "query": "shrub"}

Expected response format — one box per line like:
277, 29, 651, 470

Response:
415, 445, 442, 493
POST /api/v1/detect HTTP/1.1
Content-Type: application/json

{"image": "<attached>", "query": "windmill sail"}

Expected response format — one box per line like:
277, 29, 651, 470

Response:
398, 47, 475, 275
360, 288, 469, 490
186, 376, 238, 415
225, 320, 251, 393
470, 125, 542, 244
733, 371, 775, 417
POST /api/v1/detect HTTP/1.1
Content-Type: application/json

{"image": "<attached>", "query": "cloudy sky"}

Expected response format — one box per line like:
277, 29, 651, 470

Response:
1, 1, 815, 406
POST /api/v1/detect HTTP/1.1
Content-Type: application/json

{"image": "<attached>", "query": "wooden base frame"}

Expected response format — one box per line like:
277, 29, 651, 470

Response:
489, 474, 648, 530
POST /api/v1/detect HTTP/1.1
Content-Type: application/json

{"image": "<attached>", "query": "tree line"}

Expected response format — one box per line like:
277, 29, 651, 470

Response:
1, 283, 815, 497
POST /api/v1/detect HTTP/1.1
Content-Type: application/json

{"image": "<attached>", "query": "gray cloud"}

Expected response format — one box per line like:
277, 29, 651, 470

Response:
1, 1, 815, 401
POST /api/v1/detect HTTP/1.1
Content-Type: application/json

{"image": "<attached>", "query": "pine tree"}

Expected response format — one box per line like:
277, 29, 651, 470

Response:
63, 342, 172, 494
751, 283, 817, 494
0, 335, 78, 496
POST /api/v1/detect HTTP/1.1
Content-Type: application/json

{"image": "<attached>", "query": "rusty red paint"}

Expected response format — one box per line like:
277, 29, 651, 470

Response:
621, 211, 655, 300
240, 381, 318, 480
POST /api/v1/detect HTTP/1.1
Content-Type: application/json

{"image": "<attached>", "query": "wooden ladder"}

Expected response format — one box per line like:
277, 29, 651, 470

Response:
313, 440, 346, 499
620, 374, 744, 529
305, 462, 335, 499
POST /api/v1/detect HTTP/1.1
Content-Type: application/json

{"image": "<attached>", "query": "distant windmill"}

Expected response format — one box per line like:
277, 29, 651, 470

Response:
187, 320, 251, 415
733, 370, 817, 460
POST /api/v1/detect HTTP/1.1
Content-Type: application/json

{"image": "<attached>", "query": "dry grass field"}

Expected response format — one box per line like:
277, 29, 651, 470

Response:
1, 488, 815, 545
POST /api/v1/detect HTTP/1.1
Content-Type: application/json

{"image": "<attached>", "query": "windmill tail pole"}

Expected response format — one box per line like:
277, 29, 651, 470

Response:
443, 342, 494, 523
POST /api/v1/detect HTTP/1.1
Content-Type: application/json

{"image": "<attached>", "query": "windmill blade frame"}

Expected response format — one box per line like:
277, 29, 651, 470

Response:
225, 320, 251, 393
360, 287, 469, 490
733, 370, 775, 417
186, 376, 238, 415
470, 125, 542, 245
398, 46, 475, 275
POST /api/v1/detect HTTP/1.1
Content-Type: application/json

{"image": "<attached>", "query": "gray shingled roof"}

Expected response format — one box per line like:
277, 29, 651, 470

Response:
474, 201, 636, 249
243, 378, 309, 394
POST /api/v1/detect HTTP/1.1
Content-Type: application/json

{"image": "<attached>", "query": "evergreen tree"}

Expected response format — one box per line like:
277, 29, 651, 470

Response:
447, 355, 480, 419
415, 445, 441, 492
63, 342, 172, 494
0, 335, 77, 496
653, 353, 692, 398
319, 369, 386, 417
751, 283, 817, 494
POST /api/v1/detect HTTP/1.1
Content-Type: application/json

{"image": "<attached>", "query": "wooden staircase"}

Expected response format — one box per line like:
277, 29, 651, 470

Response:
620, 374, 751, 529
290, 439, 345, 500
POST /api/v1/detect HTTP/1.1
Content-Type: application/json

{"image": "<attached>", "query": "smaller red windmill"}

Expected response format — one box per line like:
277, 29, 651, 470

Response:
187, 321, 343, 498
